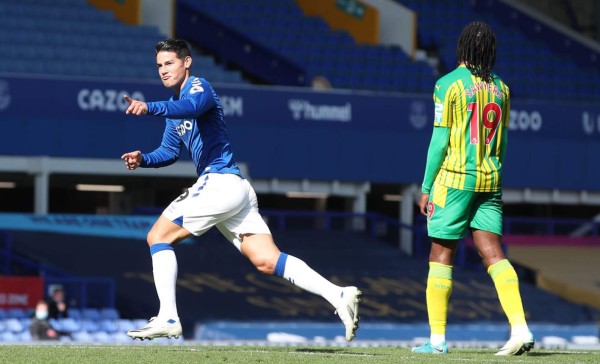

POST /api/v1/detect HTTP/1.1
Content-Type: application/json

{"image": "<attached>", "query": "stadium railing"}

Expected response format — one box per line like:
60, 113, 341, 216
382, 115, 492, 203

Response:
0, 230, 116, 309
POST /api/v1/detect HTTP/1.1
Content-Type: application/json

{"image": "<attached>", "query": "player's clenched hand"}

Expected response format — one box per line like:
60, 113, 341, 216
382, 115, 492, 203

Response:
124, 95, 148, 115
121, 150, 142, 170
418, 193, 430, 216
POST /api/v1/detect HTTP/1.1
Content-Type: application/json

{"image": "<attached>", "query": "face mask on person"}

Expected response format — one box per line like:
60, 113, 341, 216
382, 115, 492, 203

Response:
35, 310, 48, 320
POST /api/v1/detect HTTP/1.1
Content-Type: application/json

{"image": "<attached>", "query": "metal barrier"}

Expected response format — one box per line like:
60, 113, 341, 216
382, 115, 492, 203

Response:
0, 231, 116, 308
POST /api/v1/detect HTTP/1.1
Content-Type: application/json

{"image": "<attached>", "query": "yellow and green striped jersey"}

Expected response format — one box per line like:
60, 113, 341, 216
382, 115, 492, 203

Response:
433, 65, 510, 192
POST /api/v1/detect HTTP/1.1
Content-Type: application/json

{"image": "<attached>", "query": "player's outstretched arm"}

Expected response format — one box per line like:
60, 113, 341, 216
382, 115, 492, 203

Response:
124, 95, 148, 115
121, 150, 142, 170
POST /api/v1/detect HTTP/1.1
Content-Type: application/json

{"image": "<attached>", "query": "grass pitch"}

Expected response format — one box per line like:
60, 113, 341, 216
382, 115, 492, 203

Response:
1, 345, 600, 364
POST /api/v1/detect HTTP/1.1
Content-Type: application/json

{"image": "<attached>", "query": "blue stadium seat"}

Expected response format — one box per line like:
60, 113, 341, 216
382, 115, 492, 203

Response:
99, 308, 120, 320
81, 308, 101, 320
1, 331, 18, 342
19, 330, 32, 342
116, 319, 136, 332
99, 319, 118, 333
93, 331, 112, 343
5, 308, 28, 319
20, 318, 31, 328
71, 331, 94, 342
4, 318, 24, 333
80, 319, 100, 333
58, 318, 82, 333
68, 308, 82, 320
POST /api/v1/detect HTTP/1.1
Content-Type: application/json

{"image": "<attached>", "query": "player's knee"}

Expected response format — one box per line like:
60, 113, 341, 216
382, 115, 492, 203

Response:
146, 230, 164, 247
252, 256, 277, 275
482, 253, 506, 269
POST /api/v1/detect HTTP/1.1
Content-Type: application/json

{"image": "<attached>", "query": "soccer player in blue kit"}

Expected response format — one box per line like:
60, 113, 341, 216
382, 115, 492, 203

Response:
121, 39, 362, 341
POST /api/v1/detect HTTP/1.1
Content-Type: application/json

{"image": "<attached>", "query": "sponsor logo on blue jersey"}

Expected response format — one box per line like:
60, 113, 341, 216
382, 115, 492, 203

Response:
176, 120, 194, 137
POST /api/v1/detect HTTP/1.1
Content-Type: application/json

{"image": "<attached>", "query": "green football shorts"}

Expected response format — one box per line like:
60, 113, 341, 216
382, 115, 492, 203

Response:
426, 183, 503, 239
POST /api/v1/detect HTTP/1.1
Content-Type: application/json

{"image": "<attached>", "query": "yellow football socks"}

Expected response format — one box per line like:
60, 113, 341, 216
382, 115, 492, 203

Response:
426, 262, 453, 336
488, 259, 527, 327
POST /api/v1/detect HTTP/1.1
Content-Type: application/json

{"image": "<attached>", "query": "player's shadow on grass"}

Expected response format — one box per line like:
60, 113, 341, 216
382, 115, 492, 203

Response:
523, 352, 560, 357
294, 348, 379, 357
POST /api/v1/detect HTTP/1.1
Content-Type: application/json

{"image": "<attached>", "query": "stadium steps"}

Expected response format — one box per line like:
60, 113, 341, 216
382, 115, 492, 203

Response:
504, 235, 600, 310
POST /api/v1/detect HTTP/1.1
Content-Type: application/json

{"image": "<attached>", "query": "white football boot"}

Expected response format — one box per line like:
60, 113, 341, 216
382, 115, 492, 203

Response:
335, 286, 362, 341
495, 332, 535, 356
127, 316, 182, 340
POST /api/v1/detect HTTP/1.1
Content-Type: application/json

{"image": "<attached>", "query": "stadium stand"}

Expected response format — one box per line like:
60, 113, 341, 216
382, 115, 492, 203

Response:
1, 0, 600, 348
396, 0, 600, 101
174, 0, 600, 100
178, 0, 437, 93
1, 222, 597, 343
2, 0, 598, 97
0, 0, 245, 83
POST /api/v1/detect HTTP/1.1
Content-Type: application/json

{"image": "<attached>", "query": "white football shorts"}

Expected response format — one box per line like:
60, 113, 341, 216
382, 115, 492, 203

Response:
162, 173, 271, 251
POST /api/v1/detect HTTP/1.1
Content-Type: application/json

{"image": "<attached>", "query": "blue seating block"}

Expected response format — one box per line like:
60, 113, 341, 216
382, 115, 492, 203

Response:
5, 318, 24, 333
58, 318, 82, 333
81, 319, 100, 333
5, 308, 28, 319
1, 331, 19, 342
81, 308, 101, 320
99, 319, 119, 333
100, 307, 120, 320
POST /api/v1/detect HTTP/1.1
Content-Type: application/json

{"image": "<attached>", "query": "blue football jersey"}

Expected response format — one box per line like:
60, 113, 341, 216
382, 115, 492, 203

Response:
140, 76, 241, 177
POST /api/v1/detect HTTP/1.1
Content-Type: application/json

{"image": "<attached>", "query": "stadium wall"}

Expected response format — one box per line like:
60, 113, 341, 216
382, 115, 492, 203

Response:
0, 74, 599, 190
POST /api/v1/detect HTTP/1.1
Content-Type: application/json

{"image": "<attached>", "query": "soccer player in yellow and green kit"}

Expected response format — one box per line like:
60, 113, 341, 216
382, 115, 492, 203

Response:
412, 21, 534, 356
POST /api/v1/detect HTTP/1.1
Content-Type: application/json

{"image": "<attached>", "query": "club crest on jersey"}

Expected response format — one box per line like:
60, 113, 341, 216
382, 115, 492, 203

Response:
176, 120, 193, 137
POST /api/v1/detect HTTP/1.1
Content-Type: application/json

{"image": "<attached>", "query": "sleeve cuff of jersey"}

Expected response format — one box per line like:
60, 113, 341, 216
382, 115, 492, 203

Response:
421, 185, 431, 194
146, 102, 156, 115
139, 154, 148, 167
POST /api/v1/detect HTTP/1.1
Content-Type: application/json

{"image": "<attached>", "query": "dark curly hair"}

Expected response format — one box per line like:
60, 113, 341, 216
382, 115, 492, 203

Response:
456, 21, 496, 83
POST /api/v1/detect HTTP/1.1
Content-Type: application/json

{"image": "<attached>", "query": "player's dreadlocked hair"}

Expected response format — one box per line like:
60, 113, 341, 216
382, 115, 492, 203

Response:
155, 39, 191, 60
456, 21, 496, 83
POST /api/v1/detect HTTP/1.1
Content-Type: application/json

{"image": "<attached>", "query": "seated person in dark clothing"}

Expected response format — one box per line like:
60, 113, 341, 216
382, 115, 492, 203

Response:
47, 287, 69, 319
29, 300, 60, 341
